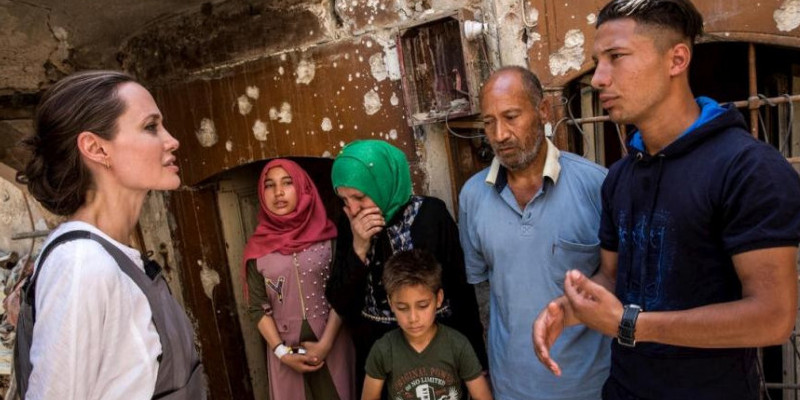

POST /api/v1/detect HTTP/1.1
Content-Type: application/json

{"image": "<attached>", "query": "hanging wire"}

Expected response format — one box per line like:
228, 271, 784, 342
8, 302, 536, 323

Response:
758, 110, 770, 144
444, 105, 484, 139
565, 94, 586, 138
779, 93, 794, 157
615, 123, 629, 156
478, 34, 493, 76
551, 117, 569, 141
791, 331, 800, 361
564, 93, 592, 157
550, 95, 571, 146
756, 348, 774, 400
758, 94, 776, 144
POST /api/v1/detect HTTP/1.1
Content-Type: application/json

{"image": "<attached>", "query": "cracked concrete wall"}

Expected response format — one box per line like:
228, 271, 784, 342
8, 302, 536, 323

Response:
0, 178, 59, 258
416, 124, 456, 212
0, 0, 72, 93
138, 191, 186, 307
1, 0, 223, 94
488, 0, 535, 67
121, 1, 333, 85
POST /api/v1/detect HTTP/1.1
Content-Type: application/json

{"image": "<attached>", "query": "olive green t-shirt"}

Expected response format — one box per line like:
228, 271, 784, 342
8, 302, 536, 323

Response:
365, 324, 483, 399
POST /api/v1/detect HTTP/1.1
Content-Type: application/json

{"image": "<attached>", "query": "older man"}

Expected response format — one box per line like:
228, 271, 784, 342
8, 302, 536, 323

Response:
459, 66, 610, 400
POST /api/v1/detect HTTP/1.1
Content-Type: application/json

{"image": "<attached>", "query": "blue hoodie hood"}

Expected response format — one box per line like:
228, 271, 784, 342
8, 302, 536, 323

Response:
628, 96, 728, 153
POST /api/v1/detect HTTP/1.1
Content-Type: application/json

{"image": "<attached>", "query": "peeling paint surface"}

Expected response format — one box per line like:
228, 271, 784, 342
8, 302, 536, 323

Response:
380, 43, 401, 81
246, 86, 260, 99
775, 0, 800, 32
335, 0, 470, 31
152, 36, 416, 186
363, 89, 382, 115
497, 3, 529, 67
252, 119, 268, 141
237, 95, 253, 115
527, 32, 542, 49
369, 53, 388, 81
198, 260, 220, 300
225, 140, 233, 152
390, 92, 400, 106
321, 117, 333, 132
587, 13, 597, 25
527, 7, 540, 25
195, 118, 218, 147
549, 29, 585, 76
295, 60, 316, 84
269, 102, 293, 124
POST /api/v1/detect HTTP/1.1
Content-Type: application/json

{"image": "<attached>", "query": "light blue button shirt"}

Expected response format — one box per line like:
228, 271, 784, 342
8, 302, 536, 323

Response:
459, 140, 611, 400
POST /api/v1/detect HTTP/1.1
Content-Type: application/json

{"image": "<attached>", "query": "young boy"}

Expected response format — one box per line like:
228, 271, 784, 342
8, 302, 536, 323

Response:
362, 249, 492, 400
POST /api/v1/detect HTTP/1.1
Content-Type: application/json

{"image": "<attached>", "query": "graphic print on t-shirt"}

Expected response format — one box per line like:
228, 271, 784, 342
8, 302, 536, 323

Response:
390, 366, 460, 400
617, 209, 675, 310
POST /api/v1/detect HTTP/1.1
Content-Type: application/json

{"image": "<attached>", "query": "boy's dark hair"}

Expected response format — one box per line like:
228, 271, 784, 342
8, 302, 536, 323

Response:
382, 249, 442, 297
597, 0, 704, 49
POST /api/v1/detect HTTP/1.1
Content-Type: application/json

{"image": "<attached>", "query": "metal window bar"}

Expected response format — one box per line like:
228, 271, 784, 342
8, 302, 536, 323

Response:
565, 93, 800, 127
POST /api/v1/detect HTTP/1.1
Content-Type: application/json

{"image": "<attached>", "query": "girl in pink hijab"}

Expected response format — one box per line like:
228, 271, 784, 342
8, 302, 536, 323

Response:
243, 159, 354, 400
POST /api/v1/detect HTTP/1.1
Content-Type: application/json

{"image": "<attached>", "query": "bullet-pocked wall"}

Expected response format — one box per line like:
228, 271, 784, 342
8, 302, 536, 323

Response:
7, 0, 800, 398
108, 0, 800, 399
119, 1, 489, 398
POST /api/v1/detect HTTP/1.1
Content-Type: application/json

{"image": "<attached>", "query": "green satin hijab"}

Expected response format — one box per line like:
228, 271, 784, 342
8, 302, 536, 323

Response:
331, 140, 412, 221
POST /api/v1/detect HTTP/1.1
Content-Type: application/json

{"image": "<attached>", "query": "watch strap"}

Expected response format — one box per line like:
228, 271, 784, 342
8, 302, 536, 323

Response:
617, 304, 641, 347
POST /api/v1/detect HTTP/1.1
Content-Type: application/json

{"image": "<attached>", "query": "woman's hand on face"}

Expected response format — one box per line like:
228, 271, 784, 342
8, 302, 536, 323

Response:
344, 206, 384, 261
280, 353, 325, 373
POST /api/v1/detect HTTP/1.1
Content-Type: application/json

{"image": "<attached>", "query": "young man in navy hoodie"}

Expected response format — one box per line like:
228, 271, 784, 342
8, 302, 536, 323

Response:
533, 0, 800, 398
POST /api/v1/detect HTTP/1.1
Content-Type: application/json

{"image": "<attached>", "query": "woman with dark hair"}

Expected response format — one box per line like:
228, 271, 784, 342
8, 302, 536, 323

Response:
244, 158, 354, 400
14, 70, 205, 399
325, 140, 487, 394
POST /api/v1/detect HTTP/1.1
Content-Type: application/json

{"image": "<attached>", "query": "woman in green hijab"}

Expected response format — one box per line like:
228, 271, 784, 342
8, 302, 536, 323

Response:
325, 140, 487, 394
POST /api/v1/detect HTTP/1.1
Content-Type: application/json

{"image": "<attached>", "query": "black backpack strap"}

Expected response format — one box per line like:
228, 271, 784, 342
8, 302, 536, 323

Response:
25, 230, 93, 322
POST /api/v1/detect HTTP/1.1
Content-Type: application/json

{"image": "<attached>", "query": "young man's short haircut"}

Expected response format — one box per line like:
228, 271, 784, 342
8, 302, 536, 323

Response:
382, 249, 443, 296
597, 0, 704, 48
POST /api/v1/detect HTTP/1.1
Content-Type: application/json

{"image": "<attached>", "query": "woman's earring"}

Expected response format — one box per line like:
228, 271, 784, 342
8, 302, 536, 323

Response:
104, 157, 111, 170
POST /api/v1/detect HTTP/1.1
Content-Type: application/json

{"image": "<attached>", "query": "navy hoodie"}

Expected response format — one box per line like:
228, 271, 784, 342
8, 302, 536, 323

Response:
599, 98, 800, 399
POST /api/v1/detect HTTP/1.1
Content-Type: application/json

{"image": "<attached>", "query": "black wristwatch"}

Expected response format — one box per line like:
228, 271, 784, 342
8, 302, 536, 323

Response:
617, 304, 642, 347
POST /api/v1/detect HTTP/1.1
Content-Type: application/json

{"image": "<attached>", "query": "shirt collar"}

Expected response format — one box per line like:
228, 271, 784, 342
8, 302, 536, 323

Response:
485, 138, 561, 191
